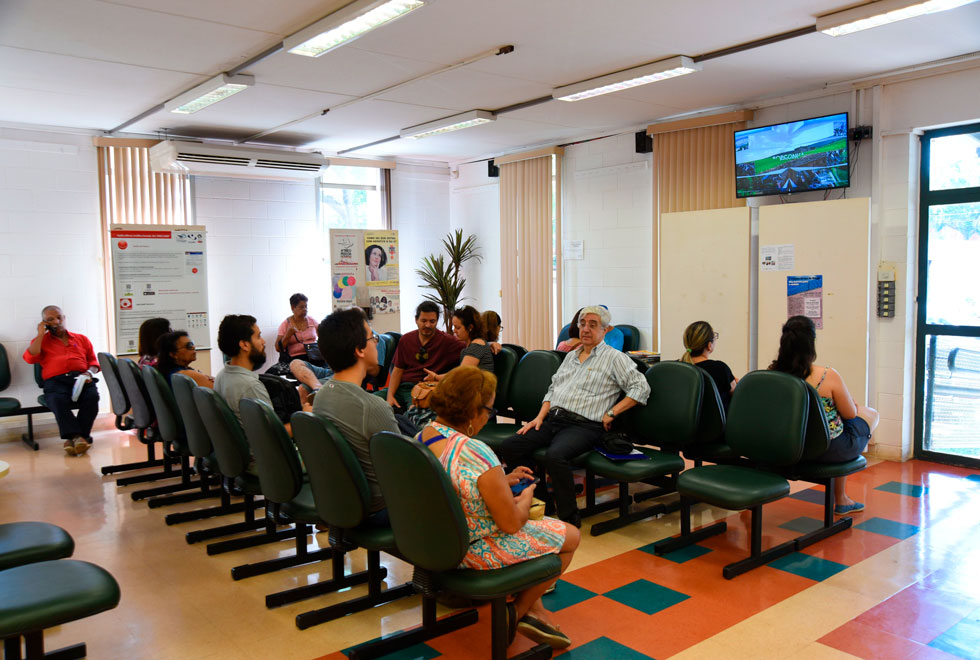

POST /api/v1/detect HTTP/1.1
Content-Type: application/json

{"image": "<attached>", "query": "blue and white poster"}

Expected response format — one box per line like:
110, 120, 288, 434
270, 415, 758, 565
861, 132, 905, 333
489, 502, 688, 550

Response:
787, 275, 823, 329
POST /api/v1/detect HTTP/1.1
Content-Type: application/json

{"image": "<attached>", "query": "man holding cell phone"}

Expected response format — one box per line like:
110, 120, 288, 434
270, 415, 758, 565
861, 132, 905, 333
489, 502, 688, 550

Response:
23, 305, 101, 456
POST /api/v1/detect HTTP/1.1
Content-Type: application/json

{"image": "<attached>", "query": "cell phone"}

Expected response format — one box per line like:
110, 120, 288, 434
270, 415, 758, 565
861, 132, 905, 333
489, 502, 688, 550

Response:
510, 477, 539, 495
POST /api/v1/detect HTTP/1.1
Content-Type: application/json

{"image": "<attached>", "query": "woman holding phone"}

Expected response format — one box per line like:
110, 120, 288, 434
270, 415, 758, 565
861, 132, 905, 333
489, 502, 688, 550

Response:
415, 366, 579, 650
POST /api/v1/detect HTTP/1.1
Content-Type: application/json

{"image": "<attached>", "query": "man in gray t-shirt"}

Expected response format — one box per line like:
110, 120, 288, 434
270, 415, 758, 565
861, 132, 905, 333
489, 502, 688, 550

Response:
214, 314, 273, 427
312, 308, 399, 517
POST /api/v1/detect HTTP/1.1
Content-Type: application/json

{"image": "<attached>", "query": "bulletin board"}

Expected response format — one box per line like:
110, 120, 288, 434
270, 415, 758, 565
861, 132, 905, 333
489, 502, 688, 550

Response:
758, 197, 870, 400
328, 228, 400, 334
660, 207, 751, 375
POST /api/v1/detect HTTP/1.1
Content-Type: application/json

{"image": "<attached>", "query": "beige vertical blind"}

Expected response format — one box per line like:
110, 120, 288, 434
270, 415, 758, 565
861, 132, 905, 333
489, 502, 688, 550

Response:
653, 122, 746, 213
499, 155, 557, 350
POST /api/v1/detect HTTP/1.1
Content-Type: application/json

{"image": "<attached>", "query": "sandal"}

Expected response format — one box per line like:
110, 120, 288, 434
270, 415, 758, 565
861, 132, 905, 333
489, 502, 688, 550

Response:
517, 614, 571, 649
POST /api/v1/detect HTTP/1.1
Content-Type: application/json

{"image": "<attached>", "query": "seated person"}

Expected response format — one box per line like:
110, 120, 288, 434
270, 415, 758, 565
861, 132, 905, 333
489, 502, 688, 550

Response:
155, 331, 213, 388
137, 317, 171, 367
556, 308, 583, 353
416, 365, 580, 650
379, 301, 464, 410
214, 314, 275, 428
23, 305, 100, 456
313, 307, 400, 526
290, 334, 386, 401
423, 305, 494, 380
680, 320, 737, 410
769, 315, 879, 515
500, 306, 650, 527
482, 310, 502, 343
275, 293, 318, 363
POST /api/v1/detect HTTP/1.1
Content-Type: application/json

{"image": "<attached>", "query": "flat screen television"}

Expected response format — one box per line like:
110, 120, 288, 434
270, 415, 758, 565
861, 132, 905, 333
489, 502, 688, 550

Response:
734, 112, 849, 198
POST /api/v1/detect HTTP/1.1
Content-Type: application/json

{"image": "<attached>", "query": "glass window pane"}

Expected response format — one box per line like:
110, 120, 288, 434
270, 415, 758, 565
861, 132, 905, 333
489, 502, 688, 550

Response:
923, 335, 980, 459
926, 201, 980, 326
929, 131, 980, 191
321, 165, 379, 187
320, 187, 382, 230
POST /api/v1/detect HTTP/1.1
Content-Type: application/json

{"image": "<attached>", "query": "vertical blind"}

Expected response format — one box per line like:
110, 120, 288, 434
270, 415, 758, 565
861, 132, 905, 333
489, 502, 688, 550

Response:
499, 155, 556, 350
653, 122, 746, 213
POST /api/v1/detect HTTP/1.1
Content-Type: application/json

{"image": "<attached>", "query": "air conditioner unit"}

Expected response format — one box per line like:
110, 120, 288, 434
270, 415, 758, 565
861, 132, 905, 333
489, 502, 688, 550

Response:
149, 141, 328, 180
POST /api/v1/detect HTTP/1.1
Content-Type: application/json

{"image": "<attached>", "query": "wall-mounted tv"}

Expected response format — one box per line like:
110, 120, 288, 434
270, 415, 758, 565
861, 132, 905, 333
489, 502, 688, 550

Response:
734, 112, 849, 198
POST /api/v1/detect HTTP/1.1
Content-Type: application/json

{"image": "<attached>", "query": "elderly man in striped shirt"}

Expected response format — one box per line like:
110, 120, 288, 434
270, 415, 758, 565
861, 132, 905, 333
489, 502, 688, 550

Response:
499, 306, 650, 528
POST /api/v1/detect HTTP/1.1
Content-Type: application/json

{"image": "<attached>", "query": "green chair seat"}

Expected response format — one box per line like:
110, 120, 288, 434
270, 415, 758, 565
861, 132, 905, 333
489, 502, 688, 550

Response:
687, 443, 739, 462
37, 394, 47, 407
0, 398, 20, 414
0, 560, 121, 639
279, 483, 320, 523
474, 423, 520, 452
233, 472, 263, 495
678, 465, 789, 510
580, 448, 685, 481
791, 455, 867, 480
345, 524, 396, 550
0, 522, 74, 571
434, 553, 562, 600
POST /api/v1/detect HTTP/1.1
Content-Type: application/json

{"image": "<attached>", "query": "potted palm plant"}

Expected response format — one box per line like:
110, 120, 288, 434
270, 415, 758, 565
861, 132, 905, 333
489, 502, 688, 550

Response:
415, 230, 482, 332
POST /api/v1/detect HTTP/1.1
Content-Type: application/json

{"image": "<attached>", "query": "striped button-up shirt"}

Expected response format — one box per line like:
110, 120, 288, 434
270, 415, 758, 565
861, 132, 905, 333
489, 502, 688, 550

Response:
545, 342, 650, 422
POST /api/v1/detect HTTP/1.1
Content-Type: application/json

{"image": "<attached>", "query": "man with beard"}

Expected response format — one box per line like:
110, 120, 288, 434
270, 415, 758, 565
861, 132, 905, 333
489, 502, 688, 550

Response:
214, 314, 274, 429
313, 307, 399, 525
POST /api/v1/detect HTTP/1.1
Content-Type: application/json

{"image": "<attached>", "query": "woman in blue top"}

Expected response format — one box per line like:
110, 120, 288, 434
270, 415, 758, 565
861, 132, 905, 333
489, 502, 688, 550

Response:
769, 316, 878, 515
155, 331, 214, 388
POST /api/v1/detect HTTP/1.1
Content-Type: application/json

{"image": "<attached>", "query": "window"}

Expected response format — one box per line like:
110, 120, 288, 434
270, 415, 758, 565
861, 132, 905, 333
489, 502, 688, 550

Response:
319, 166, 389, 229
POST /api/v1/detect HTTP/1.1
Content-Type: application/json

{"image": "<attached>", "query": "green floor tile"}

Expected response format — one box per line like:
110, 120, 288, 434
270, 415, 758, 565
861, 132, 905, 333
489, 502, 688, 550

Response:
639, 540, 713, 564
928, 607, 980, 660
543, 579, 597, 612
768, 552, 848, 581
561, 636, 656, 659
779, 516, 825, 534
966, 474, 980, 484
789, 488, 825, 504
603, 579, 690, 615
342, 640, 440, 659
854, 517, 920, 540
875, 481, 927, 497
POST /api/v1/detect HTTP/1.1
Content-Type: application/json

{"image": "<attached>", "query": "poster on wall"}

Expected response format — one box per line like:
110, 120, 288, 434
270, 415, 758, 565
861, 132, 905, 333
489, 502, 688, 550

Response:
761, 244, 795, 271
110, 225, 210, 354
787, 275, 823, 329
331, 267, 359, 311
364, 230, 399, 286
369, 287, 400, 316
331, 231, 360, 266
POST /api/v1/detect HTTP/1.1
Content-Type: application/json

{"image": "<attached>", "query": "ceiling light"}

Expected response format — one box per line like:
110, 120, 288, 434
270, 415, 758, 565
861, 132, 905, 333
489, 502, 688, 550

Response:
552, 56, 701, 102
400, 110, 495, 139
165, 74, 255, 114
285, 0, 425, 58
817, 0, 978, 36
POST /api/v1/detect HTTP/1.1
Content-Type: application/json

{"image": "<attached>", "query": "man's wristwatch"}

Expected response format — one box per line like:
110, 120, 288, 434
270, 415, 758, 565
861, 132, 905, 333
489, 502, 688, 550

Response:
606, 409, 617, 419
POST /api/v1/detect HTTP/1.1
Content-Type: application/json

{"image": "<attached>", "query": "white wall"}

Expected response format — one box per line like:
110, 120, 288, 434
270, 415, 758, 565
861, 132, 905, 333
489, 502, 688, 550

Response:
561, 133, 654, 348
450, 161, 501, 324
0, 127, 109, 438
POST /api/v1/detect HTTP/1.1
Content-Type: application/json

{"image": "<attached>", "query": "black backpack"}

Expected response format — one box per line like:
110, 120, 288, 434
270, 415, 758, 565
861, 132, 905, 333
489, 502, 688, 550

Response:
258, 373, 302, 424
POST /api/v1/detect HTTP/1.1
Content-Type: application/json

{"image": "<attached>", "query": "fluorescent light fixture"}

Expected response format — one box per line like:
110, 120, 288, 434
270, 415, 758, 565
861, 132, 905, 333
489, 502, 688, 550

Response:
400, 110, 495, 139
817, 0, 978, 36
165, 74, 255, 114
552, 56, 701, 102
285, 0, 425, 58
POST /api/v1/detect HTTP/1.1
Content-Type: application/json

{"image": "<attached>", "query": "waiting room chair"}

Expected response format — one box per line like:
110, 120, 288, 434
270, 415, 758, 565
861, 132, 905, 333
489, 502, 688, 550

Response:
490, 346, 519, 416
555, 323, 571, 348
359, 431, 560, 660
0, 522, 74, 571
502, 343, 527, 362
682, 372, 734, 467
0, 343, 48, 451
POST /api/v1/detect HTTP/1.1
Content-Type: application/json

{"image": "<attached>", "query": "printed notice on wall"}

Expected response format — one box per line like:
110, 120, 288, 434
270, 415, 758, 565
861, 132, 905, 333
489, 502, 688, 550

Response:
331, 267, 358, 312
563, 239, 584, 260
370, 288, 400, 316
110, 225, 210, 354
787, 275, 823, 329
761, 244, 795, 271
364, 230, 399, 286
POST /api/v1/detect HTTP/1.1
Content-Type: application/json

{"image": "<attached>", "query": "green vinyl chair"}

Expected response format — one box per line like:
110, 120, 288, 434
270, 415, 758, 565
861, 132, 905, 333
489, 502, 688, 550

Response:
654, 370, 808, 579
357, 431, 561, 660
286, 412, 414, 628
0, 522, 74, 571
475, 350, 561, 452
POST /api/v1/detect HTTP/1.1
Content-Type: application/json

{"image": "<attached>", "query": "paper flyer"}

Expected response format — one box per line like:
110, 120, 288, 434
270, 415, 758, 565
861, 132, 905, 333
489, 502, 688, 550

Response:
369, 288, 400, 315
761, 244, 795, 271
331, 267, 358, 311
331, 230, 360, 266
787, 275, 823, 329
364, 230, 398, 286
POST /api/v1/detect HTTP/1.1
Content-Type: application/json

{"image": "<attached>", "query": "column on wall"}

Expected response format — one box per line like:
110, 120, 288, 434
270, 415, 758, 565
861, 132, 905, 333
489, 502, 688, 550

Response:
498, 147, 563, 350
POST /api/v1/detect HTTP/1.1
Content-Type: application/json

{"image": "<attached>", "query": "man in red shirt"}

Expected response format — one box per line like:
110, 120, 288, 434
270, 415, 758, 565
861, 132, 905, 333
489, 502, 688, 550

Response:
23, 306, 101, 456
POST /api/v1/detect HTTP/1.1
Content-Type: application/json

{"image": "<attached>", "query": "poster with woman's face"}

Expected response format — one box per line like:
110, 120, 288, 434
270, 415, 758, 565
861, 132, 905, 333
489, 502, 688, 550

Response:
364, 230, 398, 286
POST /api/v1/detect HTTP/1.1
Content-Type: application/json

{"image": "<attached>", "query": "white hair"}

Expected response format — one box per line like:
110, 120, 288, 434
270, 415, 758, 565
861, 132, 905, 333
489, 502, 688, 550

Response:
579, 305, 611, 328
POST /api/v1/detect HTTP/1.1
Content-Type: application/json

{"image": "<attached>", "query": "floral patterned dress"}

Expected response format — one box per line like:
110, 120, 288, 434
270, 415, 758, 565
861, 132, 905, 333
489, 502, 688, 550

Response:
431, 422, 566, 570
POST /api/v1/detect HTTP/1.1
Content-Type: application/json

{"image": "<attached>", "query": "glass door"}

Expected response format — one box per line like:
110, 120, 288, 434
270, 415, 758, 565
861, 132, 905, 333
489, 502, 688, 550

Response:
915, 123, 980, 467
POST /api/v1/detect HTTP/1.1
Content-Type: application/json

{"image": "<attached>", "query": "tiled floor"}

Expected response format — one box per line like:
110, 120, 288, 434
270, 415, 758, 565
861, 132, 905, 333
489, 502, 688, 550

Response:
1, 426, 979, 660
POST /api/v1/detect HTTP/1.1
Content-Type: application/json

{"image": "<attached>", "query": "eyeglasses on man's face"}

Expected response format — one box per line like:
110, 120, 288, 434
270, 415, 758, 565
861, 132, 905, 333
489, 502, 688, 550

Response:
368, 332, 380, 344
712, 332, 719, 341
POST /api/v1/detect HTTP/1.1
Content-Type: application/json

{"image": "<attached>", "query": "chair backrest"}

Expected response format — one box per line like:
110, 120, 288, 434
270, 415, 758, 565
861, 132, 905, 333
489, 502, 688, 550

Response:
97, 353, 130, 417
171, 373, 212, 459
33, 363, 43, 388
801, 382, 832, 462
725, 370, 808, 466
387, 331, 402, 344
292, 412, 371, 529
117, 358, 155, 430
508, 350, 562, 422
619, 325, 641, 351
692, 369, 727, 447
369, 431, 469, 571
239, 398, 304, 504
502, 343, 527, 361
142, 365, 186, 452
0, 343, 12, 392
193, 387, 251, 479
555, 323, 571, 348
491, 346, 518, 411
625, 361, 702, 452
364, 332, 397, 389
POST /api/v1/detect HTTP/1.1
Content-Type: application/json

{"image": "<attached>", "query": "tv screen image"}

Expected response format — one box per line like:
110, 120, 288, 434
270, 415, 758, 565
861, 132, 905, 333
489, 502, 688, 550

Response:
734, 112, 849, 198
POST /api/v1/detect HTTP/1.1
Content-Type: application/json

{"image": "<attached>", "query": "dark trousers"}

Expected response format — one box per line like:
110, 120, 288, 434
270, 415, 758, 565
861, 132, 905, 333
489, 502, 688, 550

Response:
499, 412, 603, 522
43, 374, 100, 440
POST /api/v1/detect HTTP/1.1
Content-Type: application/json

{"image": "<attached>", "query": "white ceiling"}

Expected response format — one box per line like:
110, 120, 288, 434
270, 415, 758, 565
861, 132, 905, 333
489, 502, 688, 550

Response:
1, 0, 979, 163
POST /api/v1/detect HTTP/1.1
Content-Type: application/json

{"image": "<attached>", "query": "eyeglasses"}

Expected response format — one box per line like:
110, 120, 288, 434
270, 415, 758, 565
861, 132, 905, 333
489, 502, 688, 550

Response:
484, 405, 497, 417
180, 341, 196, 350
712, 332, 719, 341
415, 345, 429, 363
368, 333, 380, 344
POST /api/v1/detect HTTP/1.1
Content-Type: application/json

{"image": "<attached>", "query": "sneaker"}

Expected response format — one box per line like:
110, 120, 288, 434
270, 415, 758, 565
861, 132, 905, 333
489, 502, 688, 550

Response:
517, 614, 571, 649
63, 439, 76, 456
73, 437, 91, 456
834, 501, 865, 516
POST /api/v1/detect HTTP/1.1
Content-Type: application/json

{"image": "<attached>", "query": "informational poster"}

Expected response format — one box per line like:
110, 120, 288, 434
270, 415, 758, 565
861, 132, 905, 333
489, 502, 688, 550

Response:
331, 231, 360, 266
331, 267, 358, 311
761, 244, 795, 271
364, 230, 398, 286
369, 287, 400, 316
110, 225, 210, 353
787, 275, 823, 329
563, 239, 584, 260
